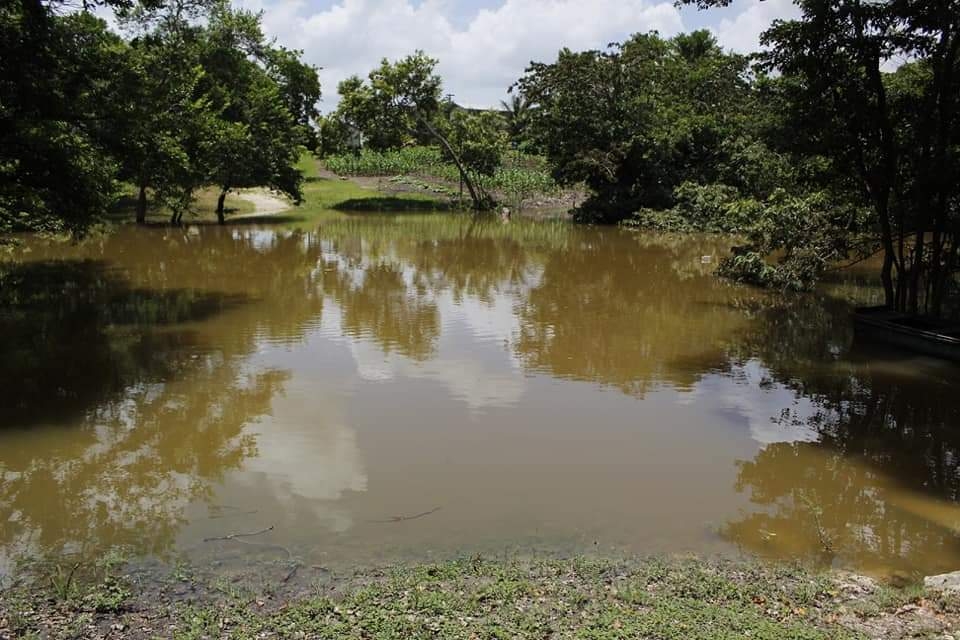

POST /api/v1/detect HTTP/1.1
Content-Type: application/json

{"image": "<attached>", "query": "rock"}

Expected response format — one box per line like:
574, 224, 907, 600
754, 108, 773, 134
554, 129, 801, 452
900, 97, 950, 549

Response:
836, 572, 879, 596
895, 603, 920, 615
924, 571, 960, 593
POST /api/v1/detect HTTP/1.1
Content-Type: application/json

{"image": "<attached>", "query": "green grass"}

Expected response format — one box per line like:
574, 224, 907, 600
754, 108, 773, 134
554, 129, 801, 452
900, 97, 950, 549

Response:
323, 146, 560, 209
7, 554, 948, 639
297, 154, 452, 214
105, 154, 453, 229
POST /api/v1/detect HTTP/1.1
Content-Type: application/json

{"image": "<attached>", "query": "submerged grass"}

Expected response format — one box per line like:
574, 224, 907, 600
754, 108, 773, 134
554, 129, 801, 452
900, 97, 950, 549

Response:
4, 554, 955, 639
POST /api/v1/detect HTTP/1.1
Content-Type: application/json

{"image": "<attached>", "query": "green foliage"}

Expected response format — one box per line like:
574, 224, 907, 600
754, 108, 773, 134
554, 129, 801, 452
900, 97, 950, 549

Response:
0, 6, 124, 234
193, 3, 315, 222
495, 164, 558, 212
750, 0, 960, 313
630, 182, 759, 233
0, 0, 318, 232
333, 53, 504, 209
324, 146, 445, 176
717, 190, 871, 291
442, 109, 507, 178
324, 146, 557, 209
500, 93, 534, 150
335, 51, 443, 152
517, 30, 753, 224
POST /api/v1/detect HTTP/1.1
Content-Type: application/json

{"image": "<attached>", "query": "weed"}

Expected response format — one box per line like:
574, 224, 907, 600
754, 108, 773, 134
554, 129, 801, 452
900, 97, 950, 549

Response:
48, 562, 82, 602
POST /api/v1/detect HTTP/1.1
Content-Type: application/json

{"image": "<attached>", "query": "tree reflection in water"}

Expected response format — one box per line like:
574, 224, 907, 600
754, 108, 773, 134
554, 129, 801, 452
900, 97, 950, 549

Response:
2, 218, 959, 578
724, 298, 960, 577
0, 228, 325, 562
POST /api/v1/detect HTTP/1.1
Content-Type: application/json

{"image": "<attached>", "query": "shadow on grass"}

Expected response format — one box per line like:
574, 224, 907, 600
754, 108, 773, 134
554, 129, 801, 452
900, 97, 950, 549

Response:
333, 197, 454, 212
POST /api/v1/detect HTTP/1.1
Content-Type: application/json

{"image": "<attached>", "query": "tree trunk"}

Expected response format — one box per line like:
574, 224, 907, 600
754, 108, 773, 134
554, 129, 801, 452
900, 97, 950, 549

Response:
136, 182, 147, 225
908, 230, 924, 314
877, 201, 897, 308
418, 118, 489, 210
216, 188, 228, 225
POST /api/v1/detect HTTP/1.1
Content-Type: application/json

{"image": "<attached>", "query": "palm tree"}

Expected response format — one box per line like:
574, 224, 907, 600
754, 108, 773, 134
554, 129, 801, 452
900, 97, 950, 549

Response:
671, 29, 720, 63
500, 94, 531, 142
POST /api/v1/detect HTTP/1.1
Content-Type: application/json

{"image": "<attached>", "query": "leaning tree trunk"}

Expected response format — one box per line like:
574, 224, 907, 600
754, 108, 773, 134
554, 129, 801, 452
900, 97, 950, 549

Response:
418, 118, 490, 210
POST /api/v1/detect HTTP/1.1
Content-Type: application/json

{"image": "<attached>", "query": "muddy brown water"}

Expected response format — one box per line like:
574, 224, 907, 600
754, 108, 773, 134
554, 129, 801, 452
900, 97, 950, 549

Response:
1, 213, 959, 580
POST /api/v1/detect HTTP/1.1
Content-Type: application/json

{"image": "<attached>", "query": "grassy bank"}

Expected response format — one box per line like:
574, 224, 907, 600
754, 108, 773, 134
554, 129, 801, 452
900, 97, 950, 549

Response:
105, 154, 452, 227
323, 146, 580, 214
3, 555, 957, 639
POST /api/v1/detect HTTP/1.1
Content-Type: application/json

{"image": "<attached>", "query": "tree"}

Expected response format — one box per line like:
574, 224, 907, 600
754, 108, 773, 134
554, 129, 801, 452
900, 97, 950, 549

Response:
265, 46, 322, 149
197, 4, 316, 224
110, 23, 212, 224
500, 94, 533, 148
762, 0, 960, 314
0, 5, 127, 235
515, 31, 753, 223
440, 108, 507, 204
335, 52, 494, 210
686, 0, 960, 315
1, 0, 318, 231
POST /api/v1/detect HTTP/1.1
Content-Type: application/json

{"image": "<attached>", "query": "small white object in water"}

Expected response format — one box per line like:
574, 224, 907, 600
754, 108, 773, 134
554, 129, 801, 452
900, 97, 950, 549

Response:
701, 255, 713, 264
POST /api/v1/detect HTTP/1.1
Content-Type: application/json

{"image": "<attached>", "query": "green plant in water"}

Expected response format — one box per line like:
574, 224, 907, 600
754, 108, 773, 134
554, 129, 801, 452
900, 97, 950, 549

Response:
49, 561, 82, 602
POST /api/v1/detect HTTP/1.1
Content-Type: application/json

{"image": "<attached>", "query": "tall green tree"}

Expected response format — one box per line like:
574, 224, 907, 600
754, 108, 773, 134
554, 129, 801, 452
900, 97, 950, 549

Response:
688, 0, 960, 315
0, 4, 127, 234
198, 4, 318, 224
516, 31, 753, 223
110, 26, 212, 224
763, 0, 960, 314
335, 52, 495, 209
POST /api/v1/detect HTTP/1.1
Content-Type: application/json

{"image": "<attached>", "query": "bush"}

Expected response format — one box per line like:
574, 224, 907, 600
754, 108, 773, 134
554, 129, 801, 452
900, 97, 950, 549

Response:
717, 189, 871, 291
625, 182, 760, 233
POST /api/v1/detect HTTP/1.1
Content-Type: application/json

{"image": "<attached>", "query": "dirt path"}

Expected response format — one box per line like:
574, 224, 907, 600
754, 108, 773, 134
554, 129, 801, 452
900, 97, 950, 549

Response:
232, 188, 292, 218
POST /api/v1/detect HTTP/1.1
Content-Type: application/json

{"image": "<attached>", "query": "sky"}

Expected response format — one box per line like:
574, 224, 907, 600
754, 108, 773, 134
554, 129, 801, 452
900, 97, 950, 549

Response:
229, 0, 801, 110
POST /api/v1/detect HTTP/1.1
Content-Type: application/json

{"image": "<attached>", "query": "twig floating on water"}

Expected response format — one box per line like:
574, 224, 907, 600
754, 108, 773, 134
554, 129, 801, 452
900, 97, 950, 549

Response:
282, 563, 301, 584
369, 507, 441, 524
203, 525, 275, 542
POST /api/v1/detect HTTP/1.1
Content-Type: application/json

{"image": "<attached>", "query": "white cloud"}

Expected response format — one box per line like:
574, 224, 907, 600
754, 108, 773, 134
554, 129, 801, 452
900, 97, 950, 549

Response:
234, 0, 800, 109
238, 0, 686, 109
713, 0, 799, 53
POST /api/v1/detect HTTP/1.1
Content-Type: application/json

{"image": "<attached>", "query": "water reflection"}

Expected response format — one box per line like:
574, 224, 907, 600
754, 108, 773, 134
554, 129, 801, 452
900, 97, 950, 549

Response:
1, 216, 959, 577
722, 301, 960, 576
0, 228, 324, 562
515, 233, 745, 395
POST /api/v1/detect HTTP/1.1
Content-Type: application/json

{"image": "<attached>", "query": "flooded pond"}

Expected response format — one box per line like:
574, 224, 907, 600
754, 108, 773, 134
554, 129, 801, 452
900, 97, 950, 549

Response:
2, 212, 959, 580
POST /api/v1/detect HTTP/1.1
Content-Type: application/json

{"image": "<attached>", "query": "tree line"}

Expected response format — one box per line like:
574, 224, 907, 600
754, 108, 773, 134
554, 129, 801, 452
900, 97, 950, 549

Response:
1, 0, 319, 232
4, 0, 959, 317
319, 1, 959, 317
513, 0, 960, 317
